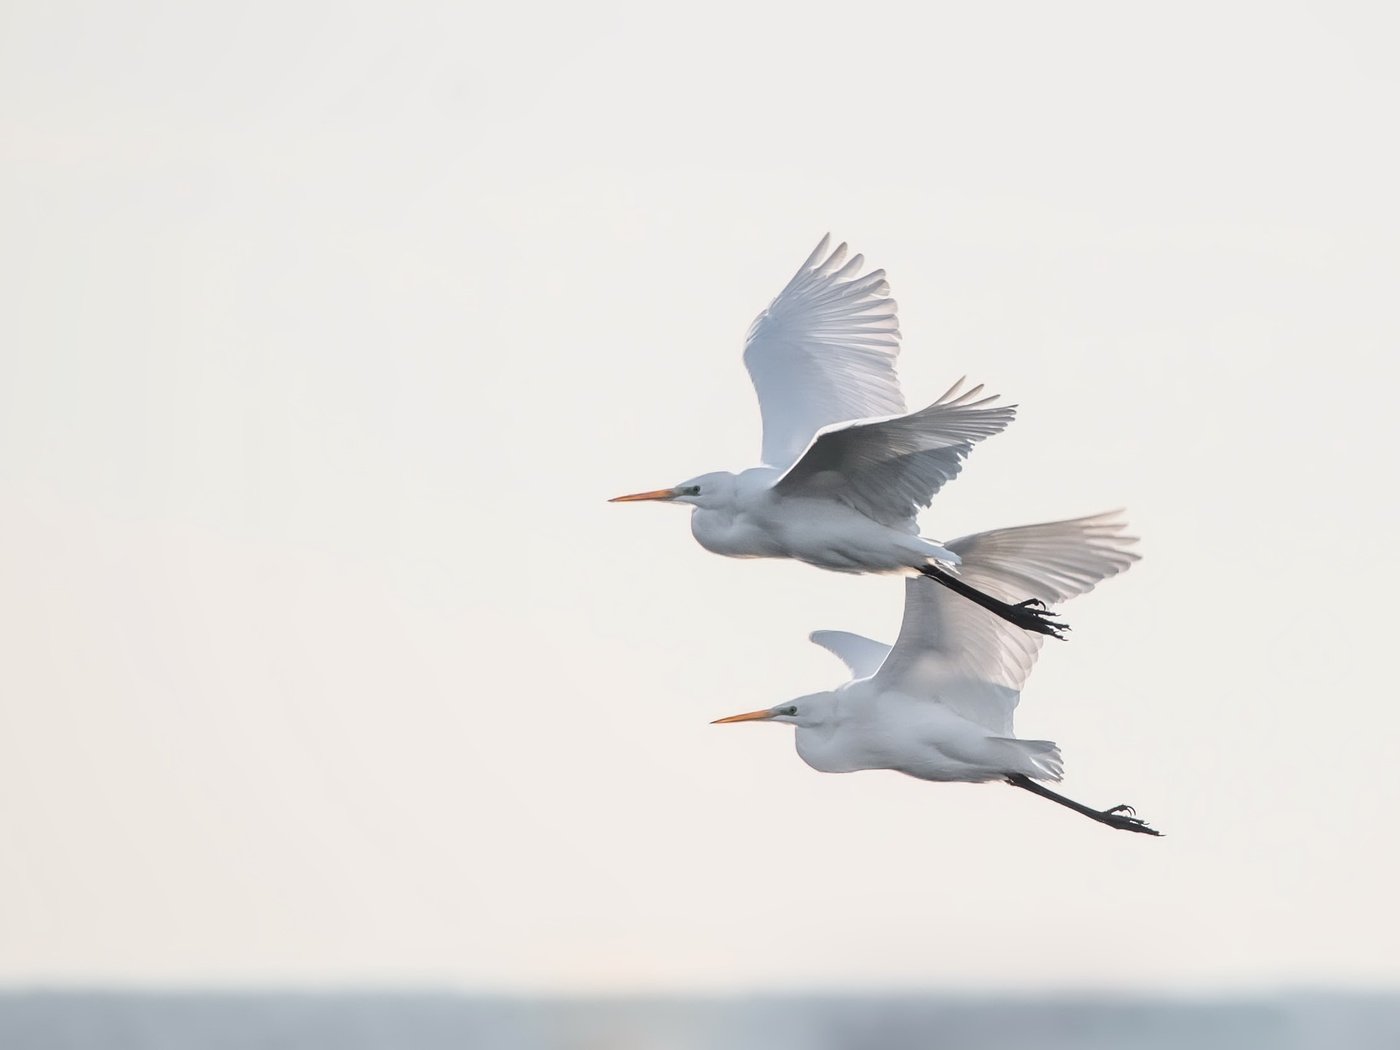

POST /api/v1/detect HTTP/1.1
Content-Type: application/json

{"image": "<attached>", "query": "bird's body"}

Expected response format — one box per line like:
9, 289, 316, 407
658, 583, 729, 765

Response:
686, 468, 956, 572
612, 235, 1063, 636
788, 688, 1061, 782
713, 513, 1161, 835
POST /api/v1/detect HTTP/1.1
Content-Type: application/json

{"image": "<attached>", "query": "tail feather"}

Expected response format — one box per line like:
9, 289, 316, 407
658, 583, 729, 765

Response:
994, 737, 1064, 781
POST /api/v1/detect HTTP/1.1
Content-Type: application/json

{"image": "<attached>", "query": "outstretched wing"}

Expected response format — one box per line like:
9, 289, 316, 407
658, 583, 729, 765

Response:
809, 630, 893, 680
868, 513, 1141, 733
771, 379, 1015, 527
744, 235, 905, 470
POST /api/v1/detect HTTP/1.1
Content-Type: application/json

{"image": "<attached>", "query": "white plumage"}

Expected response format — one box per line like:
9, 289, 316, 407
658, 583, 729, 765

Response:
612, 236, 1065, 638
713, 513, 1161, 835
743, 234, 906, 470
845, 513, 1143, 736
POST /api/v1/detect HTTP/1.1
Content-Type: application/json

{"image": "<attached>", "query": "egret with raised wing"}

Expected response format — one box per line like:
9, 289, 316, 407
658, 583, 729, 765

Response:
711, 513, 1161, 835
610, 236, 1067, 638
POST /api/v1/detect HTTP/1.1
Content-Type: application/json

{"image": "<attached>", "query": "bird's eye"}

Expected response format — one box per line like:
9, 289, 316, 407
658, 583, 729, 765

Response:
784, 705, 798, 716
685, 485, 701, 496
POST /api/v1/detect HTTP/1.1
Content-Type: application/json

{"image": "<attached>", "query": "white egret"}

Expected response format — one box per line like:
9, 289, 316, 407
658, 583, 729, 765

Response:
611, 235, 1066, 638
711, 513, 1161, 835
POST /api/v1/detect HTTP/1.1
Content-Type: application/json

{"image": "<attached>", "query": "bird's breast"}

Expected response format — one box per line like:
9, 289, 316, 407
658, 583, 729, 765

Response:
689, 508, 783, 559
690, 499, 911, 572
794, 724, 903, 774
794, 730, 861, 773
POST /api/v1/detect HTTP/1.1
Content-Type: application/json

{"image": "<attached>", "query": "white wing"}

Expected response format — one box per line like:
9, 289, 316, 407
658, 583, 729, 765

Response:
744, 235, 905, 470
866, 513, 1141, 733
809, 630, 892, 680
771, 379, 1015, 527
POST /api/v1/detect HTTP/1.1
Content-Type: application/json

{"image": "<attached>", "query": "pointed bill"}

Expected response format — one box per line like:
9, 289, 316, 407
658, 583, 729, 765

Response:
710, 708, 775, 724
608, 488, 679, 503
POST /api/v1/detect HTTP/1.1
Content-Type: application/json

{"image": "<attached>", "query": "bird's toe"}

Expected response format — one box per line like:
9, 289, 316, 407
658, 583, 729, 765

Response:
1103, 811, 1162, 836
1007, 604, 1069, 639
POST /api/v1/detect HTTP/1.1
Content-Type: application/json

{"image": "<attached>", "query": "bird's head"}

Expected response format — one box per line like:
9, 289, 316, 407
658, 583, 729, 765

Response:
710, 692, 836, 730
608, 471, 735, 510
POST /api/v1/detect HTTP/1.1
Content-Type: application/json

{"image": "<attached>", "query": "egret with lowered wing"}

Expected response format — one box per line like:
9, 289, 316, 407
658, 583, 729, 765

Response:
712, 513, 1161, 835
611, 236, 1065, 638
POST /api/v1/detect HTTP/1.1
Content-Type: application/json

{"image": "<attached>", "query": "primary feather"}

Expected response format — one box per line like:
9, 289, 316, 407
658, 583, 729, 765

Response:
744, 234, 905, 471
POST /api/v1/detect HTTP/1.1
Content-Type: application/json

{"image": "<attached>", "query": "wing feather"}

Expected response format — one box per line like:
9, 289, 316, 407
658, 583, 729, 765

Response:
808, 630, 893, 680
771, 379, 1015, 527
866, 513, 1141, 733
743, 235, 905, 469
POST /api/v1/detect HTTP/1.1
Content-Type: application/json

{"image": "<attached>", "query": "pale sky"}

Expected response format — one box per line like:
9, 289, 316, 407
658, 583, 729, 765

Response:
1, 2, 1397, 992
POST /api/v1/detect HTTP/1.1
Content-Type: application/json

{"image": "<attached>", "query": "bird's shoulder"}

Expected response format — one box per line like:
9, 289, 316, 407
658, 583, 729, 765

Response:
734, 465, 784, 498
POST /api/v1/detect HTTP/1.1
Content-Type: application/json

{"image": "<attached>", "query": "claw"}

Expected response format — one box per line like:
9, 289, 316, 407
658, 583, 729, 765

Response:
1104, 811, 1162, 836
1105, 804, 1137, 817
1004, 602, 1069, 640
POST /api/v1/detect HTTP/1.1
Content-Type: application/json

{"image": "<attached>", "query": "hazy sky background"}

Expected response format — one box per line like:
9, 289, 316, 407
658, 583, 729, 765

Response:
2, 2, 1397, 991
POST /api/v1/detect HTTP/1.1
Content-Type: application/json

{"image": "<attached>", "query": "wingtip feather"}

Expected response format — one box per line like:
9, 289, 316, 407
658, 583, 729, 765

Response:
802, 234, 832, 270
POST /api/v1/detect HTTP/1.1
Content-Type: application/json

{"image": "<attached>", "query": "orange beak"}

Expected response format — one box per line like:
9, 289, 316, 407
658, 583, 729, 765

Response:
608, 487, 679, 503
710, 708, 776, 724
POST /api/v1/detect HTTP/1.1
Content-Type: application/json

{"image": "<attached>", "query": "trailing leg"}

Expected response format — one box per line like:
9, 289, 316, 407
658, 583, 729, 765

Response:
1006, 773, 1162, 836
919, 564, 1069, 640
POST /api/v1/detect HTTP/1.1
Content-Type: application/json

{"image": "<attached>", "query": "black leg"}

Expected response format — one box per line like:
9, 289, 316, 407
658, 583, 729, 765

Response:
919, 564, 1069, 640
1006, 774, 1162, 836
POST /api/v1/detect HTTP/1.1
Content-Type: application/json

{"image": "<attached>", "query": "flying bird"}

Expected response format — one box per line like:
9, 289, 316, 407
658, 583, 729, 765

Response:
711, 513, 1161, 835
611, 235, 1065, 638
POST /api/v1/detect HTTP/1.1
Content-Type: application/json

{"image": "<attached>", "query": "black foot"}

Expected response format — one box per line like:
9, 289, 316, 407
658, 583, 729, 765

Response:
918, 565, 1070, 640
1099, 807, 1162, 836
1003, 599, 1069, 640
